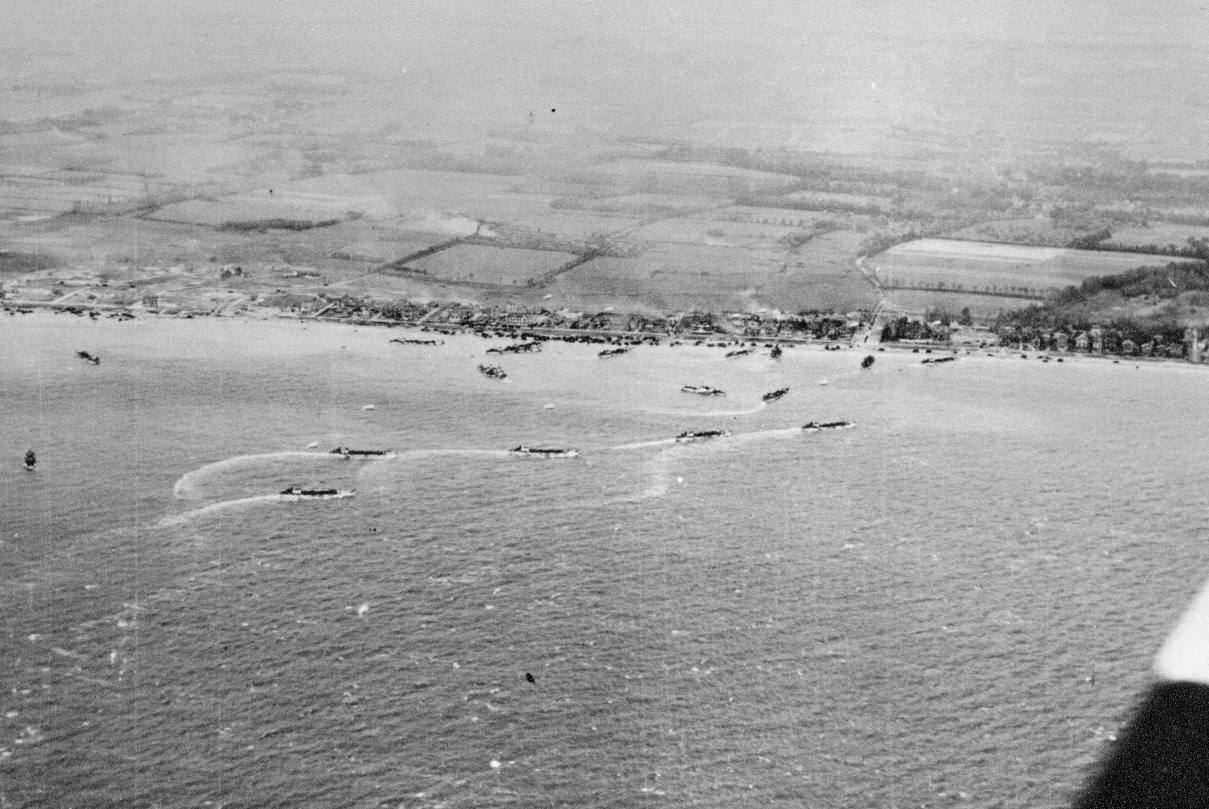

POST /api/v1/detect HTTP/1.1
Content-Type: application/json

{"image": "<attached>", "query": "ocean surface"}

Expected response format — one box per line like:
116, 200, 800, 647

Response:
4, 312, 1209, 808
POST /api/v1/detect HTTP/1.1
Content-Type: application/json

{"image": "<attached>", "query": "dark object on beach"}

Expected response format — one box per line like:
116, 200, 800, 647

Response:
478, 364, 507, 379
489, 341, 541, 354
762, 387, 790, 403
279, 486, 353, 499
76, 350, 100, 365
921, 356, 956, 365
24, 449, 36, 470
599, 347, 628, 358
390, 337, 441, 346
770, 344, 783, 359
861, 355, 875, 369
802, 421, 855, 432
725, 348, 753, 358
510, 446, 580, 458
525, 672, 536, 685
681, 385, 725, 396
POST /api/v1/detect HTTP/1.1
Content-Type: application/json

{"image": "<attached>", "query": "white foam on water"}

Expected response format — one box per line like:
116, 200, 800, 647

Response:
172, 451, 340, 500
159, 493, 303, 527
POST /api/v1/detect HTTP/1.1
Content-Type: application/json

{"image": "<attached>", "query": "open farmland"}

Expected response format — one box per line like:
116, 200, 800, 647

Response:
759, 230, 877, 312
690, 205, 840, 228
405, 244, 577, 286
629, 216, 812, 250
871, 238, 1166, 297
0, 167, 182, 220
585, 159, 799, 196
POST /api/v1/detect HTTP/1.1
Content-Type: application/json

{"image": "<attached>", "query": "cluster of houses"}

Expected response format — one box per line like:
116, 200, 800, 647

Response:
995, 325, 1197, 359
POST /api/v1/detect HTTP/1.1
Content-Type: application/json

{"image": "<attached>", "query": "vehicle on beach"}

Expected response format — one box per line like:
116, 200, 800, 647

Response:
681, 385, 725, 396
478, 364, 507, 379
801, 421, 856, 432
770, 344, 783, 359
330, 447, 396, 458
279, 486, 354, 500
861, 355, 875, 369
76, 350, 101, 365
23, 449, 36, 470
675, 429, 731, 443
599, 347, 628, 358
509, 445, 580, 458
762, 387, 790, 403
725, 348, 753, 358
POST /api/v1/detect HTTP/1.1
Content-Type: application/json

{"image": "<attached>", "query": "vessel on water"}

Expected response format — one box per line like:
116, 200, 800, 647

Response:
23, 449, 35, 470
675, 429, 731, 443
762, 387, 790, 403
389, 337, 441, 346
489, 341, 542, 354
509, 445, 580, 458
279, 486, 354, 500
599, 347, 628, 358
801, 421, 856, 432
681, 385, 725, 396
725, 348, 753, 358
76, 350, 101, 365
861, 355, 875, 369
922, 356, 956, 364
330, 447, 395, 458
770, 344, 783, 359
478, 364, 507, 379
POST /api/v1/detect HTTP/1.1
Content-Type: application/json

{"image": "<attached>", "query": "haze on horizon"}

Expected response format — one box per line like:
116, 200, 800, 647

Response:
4, 0, 1209, 158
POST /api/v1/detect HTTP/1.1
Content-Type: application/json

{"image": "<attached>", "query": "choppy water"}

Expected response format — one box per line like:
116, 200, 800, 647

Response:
4, 313, 1209, 808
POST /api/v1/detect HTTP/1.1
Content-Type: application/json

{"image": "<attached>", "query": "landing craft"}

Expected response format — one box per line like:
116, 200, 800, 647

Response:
860, 355, 875, 369
23, 449, 36, 470
76, 350, 100, 365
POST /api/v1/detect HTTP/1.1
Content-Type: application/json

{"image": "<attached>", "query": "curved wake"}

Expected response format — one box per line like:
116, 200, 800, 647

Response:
173, 451, 342, 500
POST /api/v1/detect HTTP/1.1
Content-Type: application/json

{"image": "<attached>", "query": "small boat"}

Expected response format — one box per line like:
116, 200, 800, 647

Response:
599, 347, 628, 358
921, 356, 956, 365
478, 364, 507, 379
801, 421, 856, 432
389, 337, 442, 346
762, 387, 790, 403
330, 447, 396, 458
860, 355, 875, 369
725, 348, 753, 358
674, 429, 731, 443
509, 446, 580, 458
488, 341, 542, 354
770, 344, 783, 359
279, 486, 354, 500
76, 351, 101, 365
681, 385, 725, 396
23, 449, 36, 470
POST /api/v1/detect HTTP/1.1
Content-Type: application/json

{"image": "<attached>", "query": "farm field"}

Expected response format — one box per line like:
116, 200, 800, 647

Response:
1103, 223, 1209, 250
944, 218, 1077, 247
0, 167, 181, 220
628, 216, 811, 250
759, 230, 876, 312
882, 289, 1039, 319
505, 211, 645, 241
690, 205, 839, 228
405, 244, 577, 286
586, 159, 799, 196
780, 189, 894, 209
871, 238, 1164, 296
553, 193, 728, 217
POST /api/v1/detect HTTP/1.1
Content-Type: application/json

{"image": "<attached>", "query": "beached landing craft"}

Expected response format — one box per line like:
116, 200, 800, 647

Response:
477, 364, 507, 379
279, 486, 354, 500
725, 348, 753, 358
389, 337, 442, 346
860, 355, 875, 369
598, 347, 629, 358
330, 447, 396, 459
76, 350, 100, 365
488, 341, 542, 354
762, 387, 790, 403
674, 429, 731, 443
770, 344, 783, 359
509, 445, 580, 458
921, 356, 956, 365
801, 421, 855, 432
23, 449, 36, 470
681, 385, 725, 396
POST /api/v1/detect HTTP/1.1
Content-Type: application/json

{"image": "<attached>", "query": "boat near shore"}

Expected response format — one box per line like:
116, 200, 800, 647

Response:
599, 347, 629, 358
675, 429, 731, 443
279, 486, 354, 500
762, 387, 790, 403
23, 449, 36, 470
681, 385, 725, 396
509, 445, 580, 458
488, 341, 542, 354
389, 337, 442, 346
76, 350, 100, 365
330, 447, 396, 459
725, 348, 753, 358
478, 364, 507, 379
922, 356, 956, 364
801, 421, 856, 432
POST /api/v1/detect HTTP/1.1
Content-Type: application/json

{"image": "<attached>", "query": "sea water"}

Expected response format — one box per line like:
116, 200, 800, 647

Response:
3, 313, 1208, 808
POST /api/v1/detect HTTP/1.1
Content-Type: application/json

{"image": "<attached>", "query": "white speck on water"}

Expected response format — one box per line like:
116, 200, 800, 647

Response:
543, 403, 555, 410
676, 476, 684, 484
306, 441, 319, 449
357, 603, 369, 617
490, 759, 501, 769
26, 635, 40, 643
362, 404, 375, 410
